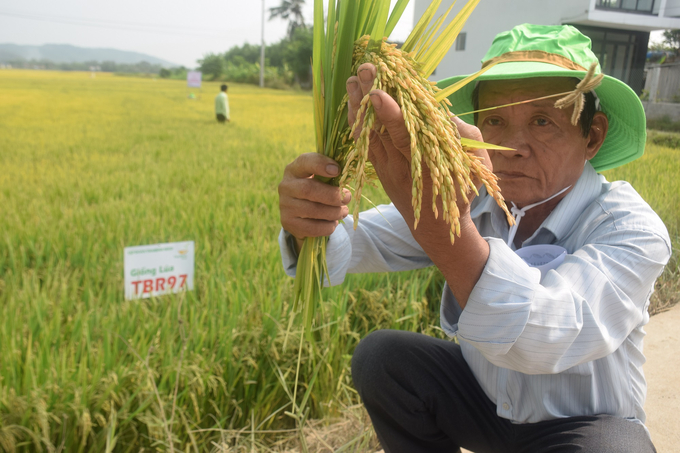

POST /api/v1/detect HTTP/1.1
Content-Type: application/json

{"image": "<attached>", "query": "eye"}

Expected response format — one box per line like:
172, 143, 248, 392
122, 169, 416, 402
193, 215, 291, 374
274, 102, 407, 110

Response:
482, 116, 502, 127
532, 117, 551, 126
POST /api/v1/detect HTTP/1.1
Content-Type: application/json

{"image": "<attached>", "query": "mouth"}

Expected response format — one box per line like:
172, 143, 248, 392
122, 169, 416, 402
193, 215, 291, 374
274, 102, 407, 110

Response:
494, 171, 527, 180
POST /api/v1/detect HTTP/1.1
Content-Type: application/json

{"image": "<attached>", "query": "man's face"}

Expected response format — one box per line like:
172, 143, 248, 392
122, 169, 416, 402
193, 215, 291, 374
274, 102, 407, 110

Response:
477, 77, 595, 208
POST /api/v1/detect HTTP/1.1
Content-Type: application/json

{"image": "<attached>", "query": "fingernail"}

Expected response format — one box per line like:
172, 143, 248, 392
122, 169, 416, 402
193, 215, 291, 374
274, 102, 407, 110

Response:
326, 164, 339, 176
347, 80, 359, 93
369, 92, 382, 110
358, 68, 372, 83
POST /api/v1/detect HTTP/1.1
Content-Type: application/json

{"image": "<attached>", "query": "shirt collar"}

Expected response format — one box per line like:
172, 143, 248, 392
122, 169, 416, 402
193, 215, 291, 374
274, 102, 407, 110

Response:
539, 162, 602, 242
471, 162, 603, 245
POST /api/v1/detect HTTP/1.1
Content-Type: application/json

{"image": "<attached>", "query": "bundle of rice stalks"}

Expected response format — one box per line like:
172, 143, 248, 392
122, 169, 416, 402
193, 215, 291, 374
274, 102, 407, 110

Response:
293, 0, 513, 331
342, 35, 512, 241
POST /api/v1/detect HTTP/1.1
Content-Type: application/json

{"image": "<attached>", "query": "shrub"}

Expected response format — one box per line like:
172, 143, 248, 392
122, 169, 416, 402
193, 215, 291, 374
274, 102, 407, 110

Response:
647, 129, 680, 148
646, 115, 680, 132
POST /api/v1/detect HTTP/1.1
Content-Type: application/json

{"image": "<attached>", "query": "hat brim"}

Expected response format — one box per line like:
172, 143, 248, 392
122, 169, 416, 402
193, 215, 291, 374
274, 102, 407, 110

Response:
437, 61, 646, 172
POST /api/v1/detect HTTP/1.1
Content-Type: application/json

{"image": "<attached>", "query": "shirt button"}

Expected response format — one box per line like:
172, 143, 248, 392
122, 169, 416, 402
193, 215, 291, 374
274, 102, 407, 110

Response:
502, 403, 510, 411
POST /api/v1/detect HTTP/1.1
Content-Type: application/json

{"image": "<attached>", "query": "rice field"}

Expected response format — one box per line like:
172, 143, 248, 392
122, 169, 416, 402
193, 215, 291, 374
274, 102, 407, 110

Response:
0, 69, 678, 452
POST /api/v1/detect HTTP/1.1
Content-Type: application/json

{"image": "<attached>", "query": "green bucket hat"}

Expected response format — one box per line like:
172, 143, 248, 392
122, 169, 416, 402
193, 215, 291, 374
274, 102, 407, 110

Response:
437, 23, 646, 172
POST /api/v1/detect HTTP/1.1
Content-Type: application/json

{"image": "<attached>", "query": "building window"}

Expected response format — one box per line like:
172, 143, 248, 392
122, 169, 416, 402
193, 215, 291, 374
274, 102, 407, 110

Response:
595, 0, 656, 15
455, 32, 466, 51
569, 24, 650, 94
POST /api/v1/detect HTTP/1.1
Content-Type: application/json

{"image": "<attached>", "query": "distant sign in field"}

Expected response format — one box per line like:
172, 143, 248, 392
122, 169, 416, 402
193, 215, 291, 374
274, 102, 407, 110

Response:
124, 241, 195, 300
187, 71, 202, 88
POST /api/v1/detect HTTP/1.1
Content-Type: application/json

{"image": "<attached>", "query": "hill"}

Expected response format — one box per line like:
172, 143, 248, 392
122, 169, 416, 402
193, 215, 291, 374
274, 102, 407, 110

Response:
0, 43, 178, 67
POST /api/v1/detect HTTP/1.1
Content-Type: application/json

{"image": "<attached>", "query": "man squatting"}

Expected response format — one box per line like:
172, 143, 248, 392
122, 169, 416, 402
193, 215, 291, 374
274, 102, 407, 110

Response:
278, 24, 671, 453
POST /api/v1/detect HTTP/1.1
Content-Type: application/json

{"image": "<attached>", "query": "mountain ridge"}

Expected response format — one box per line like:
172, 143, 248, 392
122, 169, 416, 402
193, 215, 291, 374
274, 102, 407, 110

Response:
0, 43, 179, 67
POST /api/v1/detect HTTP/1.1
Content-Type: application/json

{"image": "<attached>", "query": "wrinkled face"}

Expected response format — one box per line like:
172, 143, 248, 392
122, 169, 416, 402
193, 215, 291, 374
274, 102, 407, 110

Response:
478, 77, 596, 208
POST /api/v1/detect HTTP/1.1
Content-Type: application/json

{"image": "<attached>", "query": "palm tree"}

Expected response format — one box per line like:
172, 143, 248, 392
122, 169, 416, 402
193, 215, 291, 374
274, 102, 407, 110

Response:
269, 0, 306, 40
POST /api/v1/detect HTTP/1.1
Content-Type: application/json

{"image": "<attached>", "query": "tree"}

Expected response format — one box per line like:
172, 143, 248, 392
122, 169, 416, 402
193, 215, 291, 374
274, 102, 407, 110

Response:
650, 30, 680, 54
662, 29, 680, 53
198, 53, 225, 80
269, 0, 306, 40
224, 43, 261, 65
283, 27, 313, 86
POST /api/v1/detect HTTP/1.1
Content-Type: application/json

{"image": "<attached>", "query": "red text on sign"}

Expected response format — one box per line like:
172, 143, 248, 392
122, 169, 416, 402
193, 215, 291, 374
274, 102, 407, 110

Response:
131, 274, 188, 295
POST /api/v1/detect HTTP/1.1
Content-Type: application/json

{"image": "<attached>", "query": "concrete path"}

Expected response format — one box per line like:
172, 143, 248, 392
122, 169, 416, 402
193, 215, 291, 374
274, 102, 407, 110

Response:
643, 305, 680, 452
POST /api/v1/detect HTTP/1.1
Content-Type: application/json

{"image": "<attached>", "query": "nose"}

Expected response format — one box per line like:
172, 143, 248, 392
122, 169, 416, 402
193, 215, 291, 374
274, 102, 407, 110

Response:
489, 126, 530, 159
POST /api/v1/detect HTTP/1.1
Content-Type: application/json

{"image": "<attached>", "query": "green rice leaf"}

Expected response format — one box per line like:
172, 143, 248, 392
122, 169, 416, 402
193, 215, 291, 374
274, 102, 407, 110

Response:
312, 0, 326, 153
368, 0, 391, 41
402, 0, 443, 52
357, 1, 378, 40
460, 138, 514, 151
420, 0, 480, 77
411, 13, 446, 62
434, 61, 499, 102
326, 0, 359, 156
325, 0, 336, 78
413, 1, 456, 62
384, 0, 410, 37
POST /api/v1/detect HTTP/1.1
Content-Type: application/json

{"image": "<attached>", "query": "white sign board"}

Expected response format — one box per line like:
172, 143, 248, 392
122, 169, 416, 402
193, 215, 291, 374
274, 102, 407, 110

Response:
187, 71, 202, 88
124, 241, 194, 300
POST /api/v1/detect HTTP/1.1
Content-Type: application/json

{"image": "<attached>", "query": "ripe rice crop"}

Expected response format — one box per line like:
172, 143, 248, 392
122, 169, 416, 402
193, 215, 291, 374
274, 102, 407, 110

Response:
0, 69, 447, 451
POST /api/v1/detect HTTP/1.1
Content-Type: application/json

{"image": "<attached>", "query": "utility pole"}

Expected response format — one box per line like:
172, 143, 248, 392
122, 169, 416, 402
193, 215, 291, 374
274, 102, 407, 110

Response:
260, 0, 265, 88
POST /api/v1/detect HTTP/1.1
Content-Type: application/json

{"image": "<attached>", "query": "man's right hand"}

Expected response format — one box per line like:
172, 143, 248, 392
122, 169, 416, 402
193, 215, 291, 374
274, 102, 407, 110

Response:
278, 153, 352, 251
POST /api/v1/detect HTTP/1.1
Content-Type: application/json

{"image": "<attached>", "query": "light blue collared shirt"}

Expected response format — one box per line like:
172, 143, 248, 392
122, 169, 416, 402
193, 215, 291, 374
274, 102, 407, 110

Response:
279, 162, 671, 424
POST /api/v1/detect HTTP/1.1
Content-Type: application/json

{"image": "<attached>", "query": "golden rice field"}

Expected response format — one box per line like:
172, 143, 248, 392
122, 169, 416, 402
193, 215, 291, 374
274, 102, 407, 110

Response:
0, 69, 678, 452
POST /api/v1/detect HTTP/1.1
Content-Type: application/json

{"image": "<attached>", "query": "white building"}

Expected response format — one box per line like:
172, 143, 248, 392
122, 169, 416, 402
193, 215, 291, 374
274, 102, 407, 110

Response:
415, 0, 680, 93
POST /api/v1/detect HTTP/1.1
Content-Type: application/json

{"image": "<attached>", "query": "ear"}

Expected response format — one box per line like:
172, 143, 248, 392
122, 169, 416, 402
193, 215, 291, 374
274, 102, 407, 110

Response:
585, 112, 608, 161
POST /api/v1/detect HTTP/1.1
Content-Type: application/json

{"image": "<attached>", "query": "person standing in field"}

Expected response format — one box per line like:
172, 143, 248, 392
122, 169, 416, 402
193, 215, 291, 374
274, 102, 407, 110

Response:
215, 84, 230, 123
277, 24, 670, 452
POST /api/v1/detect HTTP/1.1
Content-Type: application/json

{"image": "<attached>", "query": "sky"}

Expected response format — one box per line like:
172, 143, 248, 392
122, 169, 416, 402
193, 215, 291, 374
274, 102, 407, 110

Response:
0, 1, 415, 68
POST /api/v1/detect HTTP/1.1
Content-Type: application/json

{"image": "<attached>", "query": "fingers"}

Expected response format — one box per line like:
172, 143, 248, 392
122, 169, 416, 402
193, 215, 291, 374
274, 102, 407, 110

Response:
281, 191, 349, 222
279, 153, 352, 240
344, 65, 413, 189
446, 117, 493, 193
357, 64, 377, 95
280, 175, 350, 208
284, 152, 341, 180
347, 77, 361, 127
450, 115, 484, 142
279, 193, 350, 240
448, 115, 492, 173
347, 63, 377, 135
368, 90, 412, 162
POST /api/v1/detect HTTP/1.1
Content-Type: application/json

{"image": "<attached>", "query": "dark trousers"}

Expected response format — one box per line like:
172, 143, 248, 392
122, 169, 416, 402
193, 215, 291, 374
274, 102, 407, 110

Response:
216, 113, 227, 123
351, 330, 656, 453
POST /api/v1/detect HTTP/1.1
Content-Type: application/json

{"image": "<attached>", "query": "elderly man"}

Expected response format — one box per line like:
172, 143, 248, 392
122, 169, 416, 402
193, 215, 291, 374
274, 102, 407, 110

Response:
278, 24, 670, 452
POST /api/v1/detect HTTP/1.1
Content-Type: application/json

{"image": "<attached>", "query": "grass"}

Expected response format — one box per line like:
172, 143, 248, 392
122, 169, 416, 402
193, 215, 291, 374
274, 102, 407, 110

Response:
602, 139, 680, 314
0, 69, 442, 452
0, 69, 677, 451
646, 129, 680, 150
